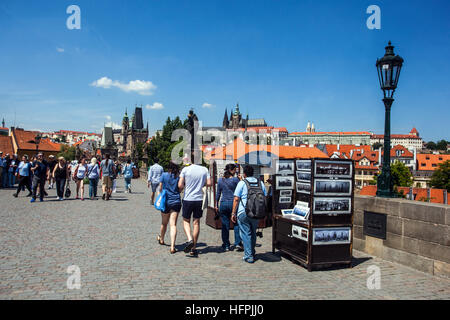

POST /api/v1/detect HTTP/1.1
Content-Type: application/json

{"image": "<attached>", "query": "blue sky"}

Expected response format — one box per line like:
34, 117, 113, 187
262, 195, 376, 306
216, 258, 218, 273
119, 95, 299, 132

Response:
0, 0, 449, 141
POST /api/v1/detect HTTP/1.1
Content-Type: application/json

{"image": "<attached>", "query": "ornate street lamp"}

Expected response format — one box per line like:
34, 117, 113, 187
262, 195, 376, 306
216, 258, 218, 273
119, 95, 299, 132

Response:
34, 133, 42, 154
376, 41, 404, 197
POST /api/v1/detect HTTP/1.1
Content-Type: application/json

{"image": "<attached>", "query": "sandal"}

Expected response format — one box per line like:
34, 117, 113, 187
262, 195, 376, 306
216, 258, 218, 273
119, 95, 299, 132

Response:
189, 249, 198, 256
170, 248, 177, 254
157, 235, 165, 245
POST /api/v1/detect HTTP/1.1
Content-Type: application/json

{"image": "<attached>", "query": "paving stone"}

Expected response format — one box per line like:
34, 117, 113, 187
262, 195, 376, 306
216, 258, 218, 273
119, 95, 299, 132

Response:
0, 179, 449, 300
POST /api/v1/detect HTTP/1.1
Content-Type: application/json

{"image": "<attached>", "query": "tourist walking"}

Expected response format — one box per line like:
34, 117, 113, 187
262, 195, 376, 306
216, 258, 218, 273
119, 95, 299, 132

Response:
13, 155, 32, 197
2, 153, 10, 187
215, 163, 243, 252
100, 154, 115, 201
47, 155, 57, 189
232, 165, 267, 263
30, 153, 49, 203
87, 157, 100, 200
112, 159, 119, 193
148, 159, 164, 204
157, 162, 182, 254
178, 163, 211, 256
53, 157, 69, 201
122, 159, 134, 193
9, 154, 18, 187
73, 157, 88, 200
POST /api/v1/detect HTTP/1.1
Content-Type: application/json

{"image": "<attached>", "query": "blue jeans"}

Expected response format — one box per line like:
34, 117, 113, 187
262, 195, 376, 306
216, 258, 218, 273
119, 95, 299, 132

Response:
89, 178, 98, 198
124, 177, 132, 191
219, 201, 241, 248
1, 169, 7, 187
238, 213, 259, 260
8, 172, 15, 187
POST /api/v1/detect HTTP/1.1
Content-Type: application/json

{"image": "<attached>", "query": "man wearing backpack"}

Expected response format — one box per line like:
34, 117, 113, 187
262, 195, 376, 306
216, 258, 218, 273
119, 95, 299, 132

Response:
232, 165, 267, 264
100, 153, 115, 201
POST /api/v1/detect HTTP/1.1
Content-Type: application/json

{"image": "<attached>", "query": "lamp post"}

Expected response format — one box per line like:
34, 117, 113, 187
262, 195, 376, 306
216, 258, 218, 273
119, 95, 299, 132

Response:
375, 41, 404, 198
34, 133, 42, 155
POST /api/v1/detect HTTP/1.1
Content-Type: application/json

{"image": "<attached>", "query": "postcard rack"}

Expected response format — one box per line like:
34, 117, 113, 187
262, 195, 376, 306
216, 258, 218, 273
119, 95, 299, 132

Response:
271, 158, 354, 271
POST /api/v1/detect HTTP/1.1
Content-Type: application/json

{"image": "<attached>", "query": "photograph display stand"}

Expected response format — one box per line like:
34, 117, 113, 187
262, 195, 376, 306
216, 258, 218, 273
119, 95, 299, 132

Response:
271, 158, 354, 271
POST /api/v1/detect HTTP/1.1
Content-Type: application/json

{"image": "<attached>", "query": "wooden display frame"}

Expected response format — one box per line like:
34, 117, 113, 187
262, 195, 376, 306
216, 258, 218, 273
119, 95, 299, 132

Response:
272, 158, 354, 271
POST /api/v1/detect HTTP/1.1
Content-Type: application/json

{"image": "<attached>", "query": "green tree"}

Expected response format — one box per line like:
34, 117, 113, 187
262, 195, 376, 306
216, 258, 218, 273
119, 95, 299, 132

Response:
436, 140, 448, 151
425, 141, 437, 150
391, 160, 413, 187
429, 160, 450, 191
147, 116, 187, 169
57, 145, 76, 161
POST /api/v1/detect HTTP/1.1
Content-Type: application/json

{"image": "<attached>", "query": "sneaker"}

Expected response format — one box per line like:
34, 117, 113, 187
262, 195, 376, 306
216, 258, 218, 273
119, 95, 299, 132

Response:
30, 198, 35, 203
244, 257, 255, 264
60, 197, 64, 201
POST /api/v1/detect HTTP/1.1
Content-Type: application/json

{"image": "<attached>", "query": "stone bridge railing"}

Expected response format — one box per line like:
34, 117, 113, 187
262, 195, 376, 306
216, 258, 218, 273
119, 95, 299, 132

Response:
354, 195, 449, 278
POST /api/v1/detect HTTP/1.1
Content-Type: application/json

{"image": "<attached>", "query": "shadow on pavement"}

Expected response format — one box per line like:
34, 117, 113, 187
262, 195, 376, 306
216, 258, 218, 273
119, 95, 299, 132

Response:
351, 256, 372, 267
255, 251, 282, 263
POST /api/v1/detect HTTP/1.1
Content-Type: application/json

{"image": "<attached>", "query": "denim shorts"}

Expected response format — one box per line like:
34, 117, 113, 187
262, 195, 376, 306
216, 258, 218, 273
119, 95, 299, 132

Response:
182, 200, 203, 220
151, 183, 159, 193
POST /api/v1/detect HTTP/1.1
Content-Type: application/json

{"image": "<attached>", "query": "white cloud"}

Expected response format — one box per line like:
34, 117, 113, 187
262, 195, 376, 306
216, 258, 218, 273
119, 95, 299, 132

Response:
105, 121, 122, 130
145, 102, 164, 110
56, 47, 65, 53
90, 77, 157, 96
202, 102, 214, 108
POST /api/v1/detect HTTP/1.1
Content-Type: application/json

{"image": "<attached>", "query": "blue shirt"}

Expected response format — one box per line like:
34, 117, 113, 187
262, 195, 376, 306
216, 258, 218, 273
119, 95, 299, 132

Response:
18, 161, 31, 177
32, 160, 48, 179
87, 164, 100, 179
234, 177, 267, 217
122, 163, 134, 179
148, 163, 164, 184
216, 176, 240, 204
160, 172, 181, 205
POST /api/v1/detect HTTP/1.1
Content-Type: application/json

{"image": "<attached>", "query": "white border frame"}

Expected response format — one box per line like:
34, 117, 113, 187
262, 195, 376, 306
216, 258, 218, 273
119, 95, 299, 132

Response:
276, 176, 294, 190
314, 160, 353, 178
296, 159, 311, 171
276, 160, 295, 175
314, 179, 352, 196
312, 227, 351, 245
313, 197, 352, 215
296, 171, 311, 183
279, 190, 292, 197
279, 196, 292, 203
296, 182, 311, 194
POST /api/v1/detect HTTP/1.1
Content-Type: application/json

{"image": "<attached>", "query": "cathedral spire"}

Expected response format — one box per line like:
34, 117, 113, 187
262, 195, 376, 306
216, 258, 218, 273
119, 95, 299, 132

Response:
223, 108, 229, 128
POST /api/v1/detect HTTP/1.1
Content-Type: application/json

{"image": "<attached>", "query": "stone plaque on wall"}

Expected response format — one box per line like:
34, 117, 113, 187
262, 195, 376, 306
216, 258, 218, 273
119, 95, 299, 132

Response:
363, 211, 387, 240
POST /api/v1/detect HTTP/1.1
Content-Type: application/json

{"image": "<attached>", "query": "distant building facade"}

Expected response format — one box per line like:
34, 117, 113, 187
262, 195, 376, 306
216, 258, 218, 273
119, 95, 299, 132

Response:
370, 128, 424, 150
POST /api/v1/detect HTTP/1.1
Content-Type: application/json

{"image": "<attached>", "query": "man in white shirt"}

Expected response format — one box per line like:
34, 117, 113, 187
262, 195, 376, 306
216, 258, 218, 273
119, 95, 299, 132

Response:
178, 163, 211, 256
148, 159, 164, 205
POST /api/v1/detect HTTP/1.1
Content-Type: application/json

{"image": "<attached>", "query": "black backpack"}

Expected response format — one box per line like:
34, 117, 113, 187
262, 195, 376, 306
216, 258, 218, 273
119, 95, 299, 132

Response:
241, 178, 267, 219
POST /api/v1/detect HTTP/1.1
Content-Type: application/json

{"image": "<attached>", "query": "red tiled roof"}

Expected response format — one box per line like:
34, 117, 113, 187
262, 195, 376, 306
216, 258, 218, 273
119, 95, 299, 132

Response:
410, 127, 419, 135
416, 154, 450, 171
382, 145, 414, 158
0, 127, 8, 131
12, 129, 61, 152
0, 136, 14, 155
205, 138, 329, 161
360, 186, 449, 204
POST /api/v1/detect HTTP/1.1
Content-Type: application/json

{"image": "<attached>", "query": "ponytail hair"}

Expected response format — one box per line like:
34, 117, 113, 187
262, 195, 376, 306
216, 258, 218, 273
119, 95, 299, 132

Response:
224, 163, 236, 179
168, 161, 180, 178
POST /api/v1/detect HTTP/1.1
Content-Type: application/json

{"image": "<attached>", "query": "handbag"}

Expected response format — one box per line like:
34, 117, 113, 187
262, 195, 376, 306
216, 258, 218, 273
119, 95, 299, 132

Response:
65, 180, 71, 198
154, 189, 167, 212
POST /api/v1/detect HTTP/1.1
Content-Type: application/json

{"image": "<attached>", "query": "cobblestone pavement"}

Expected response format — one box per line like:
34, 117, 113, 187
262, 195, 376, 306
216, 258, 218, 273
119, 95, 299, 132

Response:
1, 178, 449, 300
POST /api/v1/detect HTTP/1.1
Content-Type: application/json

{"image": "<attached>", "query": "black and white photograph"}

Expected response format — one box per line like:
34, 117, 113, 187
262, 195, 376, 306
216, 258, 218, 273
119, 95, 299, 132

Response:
296, 171, 311, 182
276, 176, 295, 190
314, 179, 352, 196
312, 227, 351, 245
313, 197, 352, 215
292, 225, 309, 242
279, 196, 292, 203
280, 190, 292, 197
296, 160, 311, 171
314, 160, 352, 178
276, 160, 295, 175
296, 182, 311, 194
